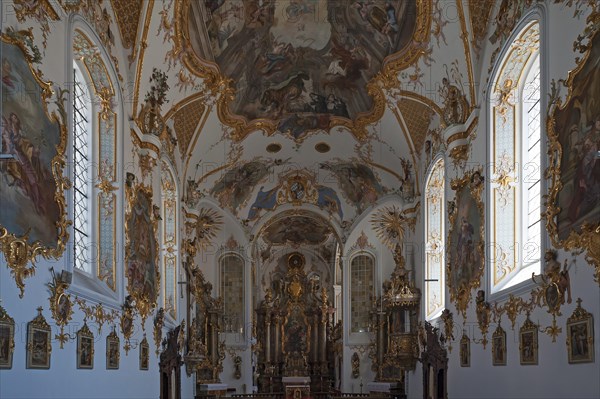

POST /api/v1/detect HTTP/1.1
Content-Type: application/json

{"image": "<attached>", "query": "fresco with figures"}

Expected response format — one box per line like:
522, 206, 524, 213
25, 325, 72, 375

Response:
0, 41, 62, 246
126, 186, 159, 307
552, 31, 600, 241
192, 0, 417, 127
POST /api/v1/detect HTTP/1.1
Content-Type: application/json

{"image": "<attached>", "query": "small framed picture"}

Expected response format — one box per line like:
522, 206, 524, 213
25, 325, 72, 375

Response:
106, 328, 120, 370
519, 316, 538, 365
26, 308, 51, 369
567, 299, 594, 364
460, 333, 470, 367
140, 336, 149, 370
0, 305, 15, 369
492, 325, 506, 366
77, 321, 94, 369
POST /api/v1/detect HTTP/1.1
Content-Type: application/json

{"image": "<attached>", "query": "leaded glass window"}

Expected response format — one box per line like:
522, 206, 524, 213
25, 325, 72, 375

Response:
425, 158, 445, 319
220, 254, 244, 333
350, 254, 374, 333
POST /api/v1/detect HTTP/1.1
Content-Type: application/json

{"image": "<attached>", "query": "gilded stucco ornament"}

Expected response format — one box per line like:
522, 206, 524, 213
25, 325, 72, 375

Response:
153, 307, 165, 356
440, 309, 454, 352
47, 268, 74, 348
185, 208, 223, 252
447, 168, 485, 318
371, 204, 419, 251
172, 0, 432, 142
75, 298, 119, 335
474, 290, 492, 349
544, 10, 600, 283
121, 295, 136, 354
0, 34, 71, 298
125, 178, 160, 328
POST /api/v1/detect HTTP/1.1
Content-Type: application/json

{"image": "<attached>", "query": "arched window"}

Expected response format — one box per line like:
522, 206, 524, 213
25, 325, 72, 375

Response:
490, 20, 542, 292
72, 29, 119, 293
161, 161, 178, 319
425, 158, 445, 319
350, 254, 374, 333
220, 253, 244, 333
72, 62, 92, 274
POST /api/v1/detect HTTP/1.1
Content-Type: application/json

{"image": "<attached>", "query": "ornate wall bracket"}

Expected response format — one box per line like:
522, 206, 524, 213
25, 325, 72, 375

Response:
47, 268, 74, 348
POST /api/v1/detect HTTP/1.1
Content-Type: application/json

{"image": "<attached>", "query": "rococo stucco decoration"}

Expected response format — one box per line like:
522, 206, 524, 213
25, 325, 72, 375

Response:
125, 179, 160, 327
447, 168, 485, 318
174, 0, 432, 141
0, 33, 70, 298
546, 9, 600, 283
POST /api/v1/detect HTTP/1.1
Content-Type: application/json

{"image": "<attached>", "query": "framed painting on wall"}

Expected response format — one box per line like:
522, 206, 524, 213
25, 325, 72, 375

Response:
546, 24, 600, 281
447, 168, 485, 317
0, 304, 15, 369
76, 321, 94, 369
460, 333, 470, 367
26, 308, 51, 369
566, 299, 594, 364
106, 327, 120, 370
0, 33, 69, 298
519, 316, 538, 365
492, 324, 506, 366
139, 336, 149, 370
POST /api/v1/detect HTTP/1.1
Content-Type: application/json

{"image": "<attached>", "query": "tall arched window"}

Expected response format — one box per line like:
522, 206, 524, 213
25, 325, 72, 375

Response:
161, 161, 178, 319
220, 254, 244, 333
425, 158, 445, 319
350, 254, 374, 333
72, 29, 119, 292
490, 20, 542, 292
72, 62, 92, 274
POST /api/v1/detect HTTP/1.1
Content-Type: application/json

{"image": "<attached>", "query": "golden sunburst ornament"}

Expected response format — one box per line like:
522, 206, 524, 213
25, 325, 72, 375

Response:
371, 205, 418, 250
189, 208, 223, 251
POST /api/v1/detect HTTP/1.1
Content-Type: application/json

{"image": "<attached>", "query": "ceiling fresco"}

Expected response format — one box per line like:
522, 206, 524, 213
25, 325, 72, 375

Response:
181, 0, 431, 140
262, 214, 333, 246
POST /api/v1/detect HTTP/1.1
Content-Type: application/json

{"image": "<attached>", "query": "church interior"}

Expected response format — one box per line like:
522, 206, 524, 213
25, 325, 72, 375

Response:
1, 0, 600, 398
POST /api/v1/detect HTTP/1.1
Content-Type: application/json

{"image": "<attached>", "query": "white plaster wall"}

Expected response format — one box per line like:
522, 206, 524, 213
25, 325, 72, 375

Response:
408, 2, 600, 398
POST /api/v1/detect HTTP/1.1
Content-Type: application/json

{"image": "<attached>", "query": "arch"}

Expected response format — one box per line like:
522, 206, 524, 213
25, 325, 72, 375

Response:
348, 252, 375, 333
160, 159, 179, 320
488, 14, 544, 293
68, 18, 123, 299
424, 156, 445, 320
218, 252, 245, 334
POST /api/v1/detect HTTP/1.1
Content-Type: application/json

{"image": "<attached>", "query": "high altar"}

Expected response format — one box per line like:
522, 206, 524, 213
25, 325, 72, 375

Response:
255, 252, 335, 397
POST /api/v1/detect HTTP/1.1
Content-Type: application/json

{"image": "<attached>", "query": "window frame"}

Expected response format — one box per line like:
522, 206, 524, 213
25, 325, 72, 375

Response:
348, 251, 376, 335
218, 252, 246, 337
424, 156, 446, 320
67, 21, 123, 306
487, 11, 548, 298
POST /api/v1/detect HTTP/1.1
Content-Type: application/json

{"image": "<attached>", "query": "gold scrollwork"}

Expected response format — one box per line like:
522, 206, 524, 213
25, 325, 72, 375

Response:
544, 17, 600, 283
153, 307, 165, 355
121, 296, 136, 354
440, 309, 454, 352
125, 179, 160, 327
75, 298, 119, 335
447, 168, 485, 318
172, 0, 432, 142
371, 204, 419, 251
0, 35, 71, 298
47, 268, 74, 348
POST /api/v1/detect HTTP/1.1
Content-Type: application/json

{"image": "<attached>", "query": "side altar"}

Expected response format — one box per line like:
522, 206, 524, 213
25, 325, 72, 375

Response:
255, 252, 335, 395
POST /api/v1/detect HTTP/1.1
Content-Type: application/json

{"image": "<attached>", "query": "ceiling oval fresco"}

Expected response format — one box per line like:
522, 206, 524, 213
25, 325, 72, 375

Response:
176, 0, 431, 140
